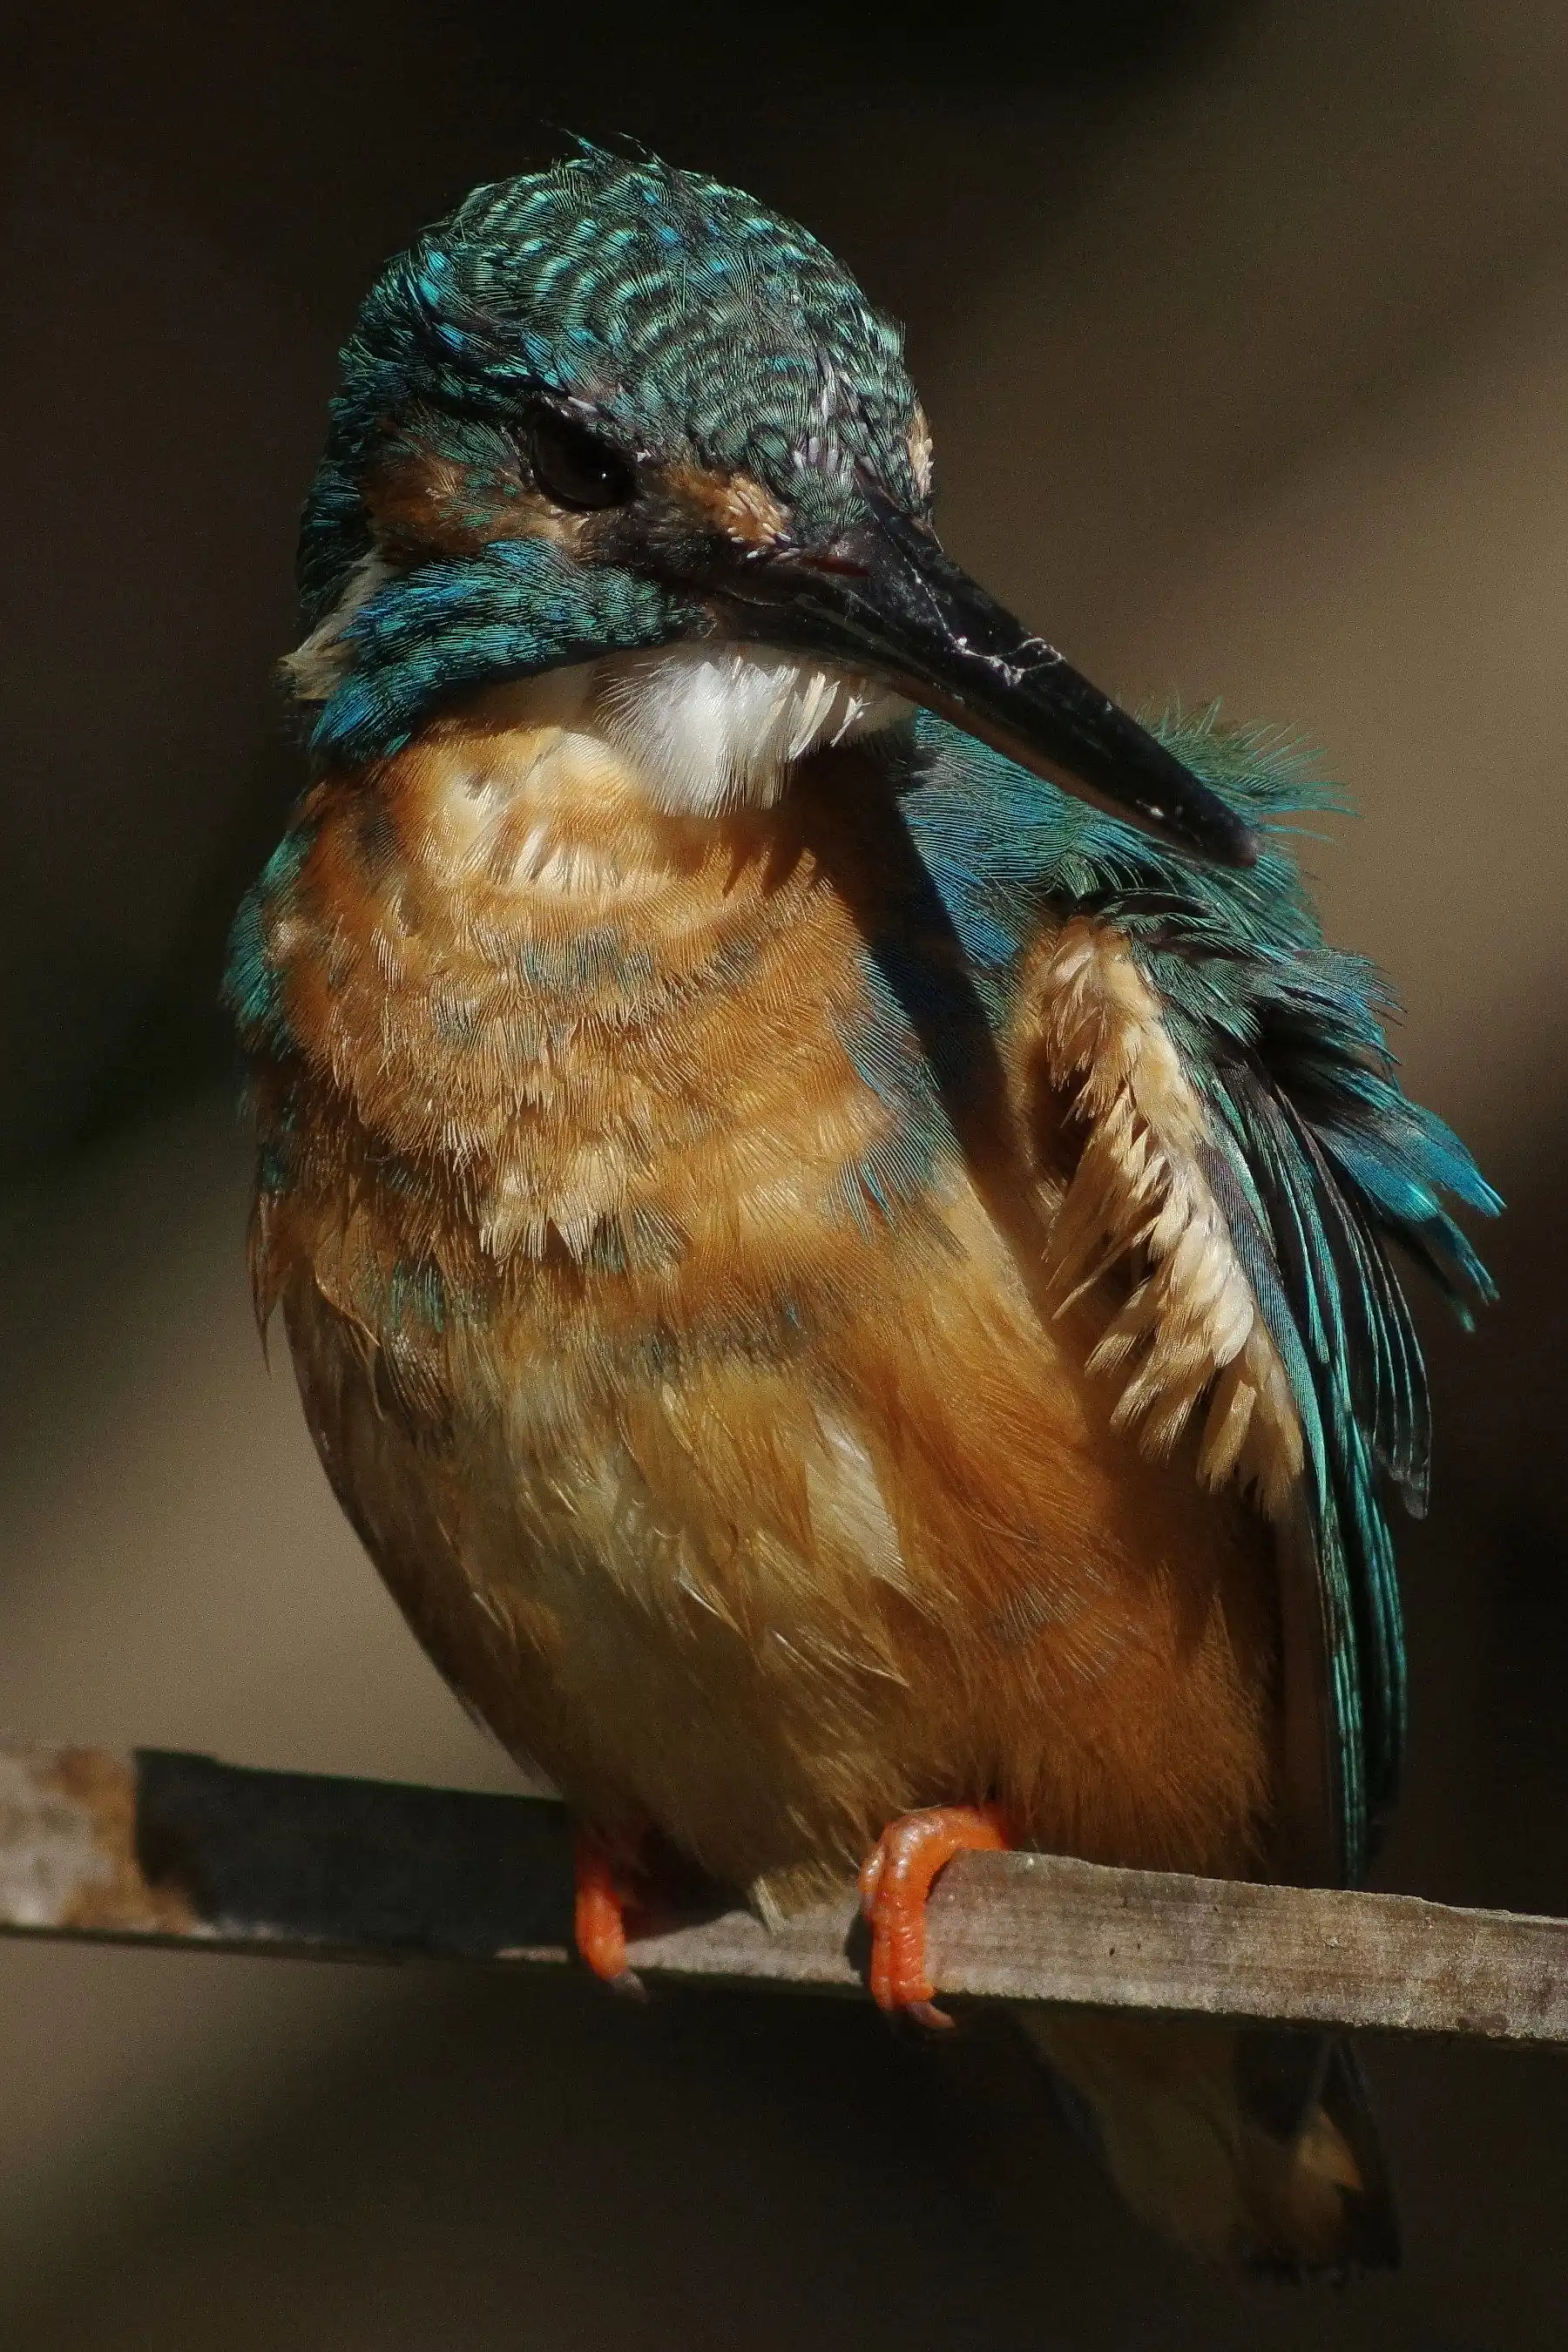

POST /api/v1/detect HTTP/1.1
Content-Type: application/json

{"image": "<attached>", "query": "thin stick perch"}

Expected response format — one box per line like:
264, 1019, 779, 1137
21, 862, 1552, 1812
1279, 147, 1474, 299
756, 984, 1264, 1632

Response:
1, 1740, 1563, 2044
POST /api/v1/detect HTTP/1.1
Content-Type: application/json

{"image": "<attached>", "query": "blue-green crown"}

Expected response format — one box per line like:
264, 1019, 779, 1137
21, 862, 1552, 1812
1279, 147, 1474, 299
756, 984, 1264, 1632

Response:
301, 148, 925, 623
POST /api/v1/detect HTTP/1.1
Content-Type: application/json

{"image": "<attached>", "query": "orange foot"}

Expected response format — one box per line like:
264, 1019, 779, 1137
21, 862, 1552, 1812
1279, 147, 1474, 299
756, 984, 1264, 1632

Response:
858, 1803, 1011, 2029
573, 1827, 646, 1993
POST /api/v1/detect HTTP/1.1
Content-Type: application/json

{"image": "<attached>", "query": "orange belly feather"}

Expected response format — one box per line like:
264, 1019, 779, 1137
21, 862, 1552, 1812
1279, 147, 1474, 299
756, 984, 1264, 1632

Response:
253, 679, 1282, 1914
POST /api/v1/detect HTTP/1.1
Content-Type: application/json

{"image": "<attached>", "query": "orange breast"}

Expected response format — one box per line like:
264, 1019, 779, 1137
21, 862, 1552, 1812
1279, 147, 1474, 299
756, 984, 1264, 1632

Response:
251, 686, 1283, 1912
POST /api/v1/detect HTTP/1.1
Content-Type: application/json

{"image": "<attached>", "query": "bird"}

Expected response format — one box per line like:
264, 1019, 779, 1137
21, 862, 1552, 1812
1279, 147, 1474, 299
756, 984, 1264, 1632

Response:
226, 146, 1497, 2274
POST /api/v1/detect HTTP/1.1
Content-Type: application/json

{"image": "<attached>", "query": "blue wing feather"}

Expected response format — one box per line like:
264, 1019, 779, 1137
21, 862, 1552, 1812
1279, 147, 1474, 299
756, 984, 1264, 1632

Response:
898, 706, 1498, 1882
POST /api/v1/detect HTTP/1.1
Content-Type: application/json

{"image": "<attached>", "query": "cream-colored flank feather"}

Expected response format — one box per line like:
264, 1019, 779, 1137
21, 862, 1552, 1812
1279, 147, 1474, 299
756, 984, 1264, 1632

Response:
1028, 918, 1303, 1515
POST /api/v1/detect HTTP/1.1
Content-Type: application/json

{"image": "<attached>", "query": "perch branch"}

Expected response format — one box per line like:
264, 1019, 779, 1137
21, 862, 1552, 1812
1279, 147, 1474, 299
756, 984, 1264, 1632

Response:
1, 1740, 1564, 2043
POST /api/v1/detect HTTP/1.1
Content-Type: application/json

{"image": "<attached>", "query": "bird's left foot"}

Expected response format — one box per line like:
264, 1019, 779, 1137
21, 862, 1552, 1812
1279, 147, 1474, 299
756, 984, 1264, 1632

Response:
858, 1803, 1012, 2029
572, 1827, 646, 1994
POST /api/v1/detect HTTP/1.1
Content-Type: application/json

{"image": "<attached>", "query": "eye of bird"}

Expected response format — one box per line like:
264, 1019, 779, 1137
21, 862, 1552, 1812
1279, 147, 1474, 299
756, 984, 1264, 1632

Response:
526, 409, 637, 511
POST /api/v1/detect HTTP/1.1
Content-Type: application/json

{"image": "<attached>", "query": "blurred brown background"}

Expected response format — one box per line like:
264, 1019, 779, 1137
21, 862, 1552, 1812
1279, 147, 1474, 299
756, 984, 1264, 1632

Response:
2, 1, 1566, 2343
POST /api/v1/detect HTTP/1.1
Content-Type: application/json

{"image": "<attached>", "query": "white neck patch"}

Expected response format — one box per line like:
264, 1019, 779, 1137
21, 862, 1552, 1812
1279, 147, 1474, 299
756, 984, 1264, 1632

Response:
592, 643, 910, 814
281, 550, 393, 704
284, 554, 911, 815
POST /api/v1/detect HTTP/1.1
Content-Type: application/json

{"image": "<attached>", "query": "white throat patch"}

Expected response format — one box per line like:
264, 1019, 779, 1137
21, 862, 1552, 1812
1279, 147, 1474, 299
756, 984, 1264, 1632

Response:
592, 643, 910, 813
284, 551, 910, 815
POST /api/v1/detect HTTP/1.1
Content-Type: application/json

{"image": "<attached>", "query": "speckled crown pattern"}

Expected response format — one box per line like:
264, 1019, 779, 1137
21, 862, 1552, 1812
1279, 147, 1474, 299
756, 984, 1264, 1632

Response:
301, 148, 925, 623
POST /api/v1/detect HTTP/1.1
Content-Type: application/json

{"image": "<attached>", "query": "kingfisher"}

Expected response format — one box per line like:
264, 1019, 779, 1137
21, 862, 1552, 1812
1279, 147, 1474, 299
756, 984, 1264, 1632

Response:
227, 148, 1496, 2274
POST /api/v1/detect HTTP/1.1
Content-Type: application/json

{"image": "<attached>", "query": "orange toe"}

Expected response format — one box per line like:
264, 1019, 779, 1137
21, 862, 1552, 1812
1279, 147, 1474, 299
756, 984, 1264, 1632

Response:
858, 1803, 1010, 2027
573, 1828, 639, 1989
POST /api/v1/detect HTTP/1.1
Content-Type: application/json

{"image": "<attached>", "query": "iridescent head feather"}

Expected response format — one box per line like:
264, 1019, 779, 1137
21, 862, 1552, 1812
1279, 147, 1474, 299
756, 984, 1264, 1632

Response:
301, 149, 928, 627
293, 146, 1255, 869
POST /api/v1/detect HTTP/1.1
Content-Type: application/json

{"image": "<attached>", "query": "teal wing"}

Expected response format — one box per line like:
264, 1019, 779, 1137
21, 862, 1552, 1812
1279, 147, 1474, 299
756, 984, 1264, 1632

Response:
1190, 966, 1495, 1872
898, 707, 1498, 1883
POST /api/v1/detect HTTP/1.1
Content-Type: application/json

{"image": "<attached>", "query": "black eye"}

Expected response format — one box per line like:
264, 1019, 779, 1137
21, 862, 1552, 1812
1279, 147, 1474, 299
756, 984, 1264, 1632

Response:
526, 409, 637, 510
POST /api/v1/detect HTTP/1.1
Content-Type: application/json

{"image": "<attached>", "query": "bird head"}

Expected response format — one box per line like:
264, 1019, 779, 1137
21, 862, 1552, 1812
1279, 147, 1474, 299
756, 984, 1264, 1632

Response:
292, 149, 1254, 867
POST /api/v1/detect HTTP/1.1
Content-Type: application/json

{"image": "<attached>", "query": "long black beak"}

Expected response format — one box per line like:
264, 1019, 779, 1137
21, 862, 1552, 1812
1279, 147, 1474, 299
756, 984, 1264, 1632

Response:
719, 485, 1257, 869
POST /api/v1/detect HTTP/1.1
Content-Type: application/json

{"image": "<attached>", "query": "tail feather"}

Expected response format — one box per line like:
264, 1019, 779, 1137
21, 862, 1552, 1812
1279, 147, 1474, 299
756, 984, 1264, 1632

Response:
1018, 2011, 1399, 2275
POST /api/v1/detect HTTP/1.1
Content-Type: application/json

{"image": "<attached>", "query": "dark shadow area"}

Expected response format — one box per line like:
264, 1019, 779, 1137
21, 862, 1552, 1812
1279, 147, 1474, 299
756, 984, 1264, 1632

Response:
10, 1963, 1567, 2351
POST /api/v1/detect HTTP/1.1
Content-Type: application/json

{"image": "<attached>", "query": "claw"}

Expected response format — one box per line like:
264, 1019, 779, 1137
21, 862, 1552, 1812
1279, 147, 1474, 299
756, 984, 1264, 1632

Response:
858, 1803, 1011, 2026
573, 1827, 644, 1993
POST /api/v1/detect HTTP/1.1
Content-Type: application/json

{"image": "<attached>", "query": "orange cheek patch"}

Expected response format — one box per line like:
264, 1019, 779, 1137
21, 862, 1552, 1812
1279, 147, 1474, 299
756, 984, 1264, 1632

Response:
662, 460, 787, 548
363, 443, 789, 569
363, 447, 578, 560
908, 405, 933, 499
